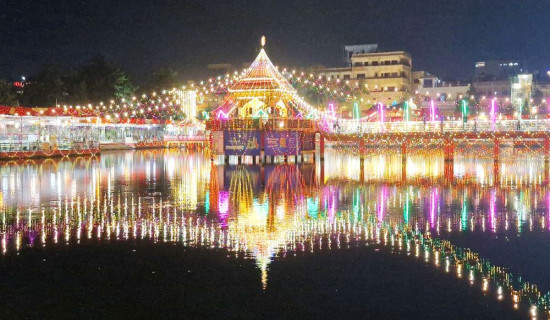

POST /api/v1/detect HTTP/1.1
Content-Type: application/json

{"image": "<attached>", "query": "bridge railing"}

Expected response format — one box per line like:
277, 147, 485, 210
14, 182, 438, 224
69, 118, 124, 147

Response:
329, 119, 550, 135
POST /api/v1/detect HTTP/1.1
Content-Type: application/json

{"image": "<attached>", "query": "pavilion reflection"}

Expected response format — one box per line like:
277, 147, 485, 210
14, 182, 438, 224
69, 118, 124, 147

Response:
0, 150, 549, 317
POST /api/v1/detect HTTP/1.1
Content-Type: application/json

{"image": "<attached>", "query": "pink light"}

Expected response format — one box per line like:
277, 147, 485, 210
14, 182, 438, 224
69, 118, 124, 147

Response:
378, 103, 384, 124
491, 99, 496, 124
430, 100, 436, 122
218, 191, 229, 228
328, 103, 336, 118
489, 189, 498, 232
217, 110, 229, 120
430, 188, 438, 228
377, 187, 387, 224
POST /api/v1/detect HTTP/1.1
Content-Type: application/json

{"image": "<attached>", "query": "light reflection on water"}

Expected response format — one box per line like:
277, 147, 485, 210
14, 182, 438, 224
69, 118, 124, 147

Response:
0, 149, 549, 316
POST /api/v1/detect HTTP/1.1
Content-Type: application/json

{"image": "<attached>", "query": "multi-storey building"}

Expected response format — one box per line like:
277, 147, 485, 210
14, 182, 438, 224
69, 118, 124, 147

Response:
320, 49, 413, 105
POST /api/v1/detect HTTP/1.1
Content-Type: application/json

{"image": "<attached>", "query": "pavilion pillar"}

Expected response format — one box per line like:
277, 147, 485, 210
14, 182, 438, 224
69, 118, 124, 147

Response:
545, 136, 550, 163
252, 155, 257, 164
260, 165, 265, 188
209, 132, 214, 161
224, 155, 229, 165
238, 156, 242, 165
284, 155, 288, 163
545, 158, 550, 186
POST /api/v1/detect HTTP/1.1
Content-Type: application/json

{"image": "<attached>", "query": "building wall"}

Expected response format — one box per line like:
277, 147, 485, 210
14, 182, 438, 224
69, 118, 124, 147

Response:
320, 51, 412, 104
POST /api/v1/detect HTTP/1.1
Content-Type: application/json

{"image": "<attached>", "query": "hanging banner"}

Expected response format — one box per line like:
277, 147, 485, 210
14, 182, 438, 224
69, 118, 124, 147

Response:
223, 130, 261, 155
264, 131, 300, 155
211, 131, 224, 155
302, 133, 315, 151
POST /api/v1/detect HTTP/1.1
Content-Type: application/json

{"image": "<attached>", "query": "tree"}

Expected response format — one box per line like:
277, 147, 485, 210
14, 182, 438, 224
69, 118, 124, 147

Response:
114, 71, 136, 101
63, 56, 136, 104
21, 65, 65, 106
0, 80, 18, 106
146, 68, 179, 93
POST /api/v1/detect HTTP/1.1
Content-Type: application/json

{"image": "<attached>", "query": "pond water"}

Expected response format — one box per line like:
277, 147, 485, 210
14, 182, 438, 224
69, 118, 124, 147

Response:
0, 148, 549, 319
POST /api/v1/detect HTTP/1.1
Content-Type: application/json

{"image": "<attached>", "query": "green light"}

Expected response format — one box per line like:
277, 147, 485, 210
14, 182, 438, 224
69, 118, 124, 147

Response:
461, 195, 468, 230
403, 192, 410, 225
403, 101, 409, 122
353, 101, 360, 120
461, 100, 468, 122
519, 101, 523, 121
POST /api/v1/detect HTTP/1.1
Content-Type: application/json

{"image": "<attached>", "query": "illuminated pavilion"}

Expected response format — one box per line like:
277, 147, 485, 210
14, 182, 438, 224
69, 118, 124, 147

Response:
206, 37, 317, 162
211, 36, 311, 120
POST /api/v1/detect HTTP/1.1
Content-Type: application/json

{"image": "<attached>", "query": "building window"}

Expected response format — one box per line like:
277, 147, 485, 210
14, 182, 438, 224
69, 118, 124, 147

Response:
372, 61, 379, 66
374, 72, 378, 78
364, 62, 369, 66
354, 62, 363, 67
391, 60, 398, 65
391, 72, 398, 77
343, 74, 351, 80
387, 87, 395, 92
357, 74, 365, 79
423, 79, 433, 88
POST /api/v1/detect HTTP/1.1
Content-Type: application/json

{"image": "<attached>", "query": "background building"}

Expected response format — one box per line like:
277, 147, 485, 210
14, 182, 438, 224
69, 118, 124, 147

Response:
343, 44, 378, 65
320, 48, 412, 105
412, 71, 471, 118
474, 59, 523, 81
511, 73, 533, 113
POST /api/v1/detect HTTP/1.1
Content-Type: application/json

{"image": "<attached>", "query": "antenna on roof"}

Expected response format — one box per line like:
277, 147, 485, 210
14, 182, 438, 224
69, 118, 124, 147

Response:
261, 35, 266, 47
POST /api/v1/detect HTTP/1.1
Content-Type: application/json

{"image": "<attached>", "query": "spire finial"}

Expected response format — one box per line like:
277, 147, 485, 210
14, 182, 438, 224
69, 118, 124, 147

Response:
261, 35, 266, 47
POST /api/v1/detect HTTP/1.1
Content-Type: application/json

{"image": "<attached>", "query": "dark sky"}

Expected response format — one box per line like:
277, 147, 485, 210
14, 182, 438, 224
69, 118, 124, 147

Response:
1, 0, 549, 83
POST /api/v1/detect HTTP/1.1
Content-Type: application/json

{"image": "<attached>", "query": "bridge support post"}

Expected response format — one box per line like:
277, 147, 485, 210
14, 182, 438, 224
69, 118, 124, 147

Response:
319, 134, 325, 161
252, 155, 257, 164
545, 137, 550, 186
237, 156, 242, 165
444, 161, 454, 183
444, 137, 454, 162
359, 156, 365, 183
493, 139, 500, 162
320, 159, 325, 185
401, 139, 407, 181
224, 155, 229, 165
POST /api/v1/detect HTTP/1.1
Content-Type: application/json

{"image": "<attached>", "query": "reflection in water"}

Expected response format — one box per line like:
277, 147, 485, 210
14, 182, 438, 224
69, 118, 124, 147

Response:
0, 149, 550, 317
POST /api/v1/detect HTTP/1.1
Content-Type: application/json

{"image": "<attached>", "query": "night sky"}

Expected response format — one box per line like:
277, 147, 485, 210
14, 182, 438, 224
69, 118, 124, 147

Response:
1, 0, 549, 83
